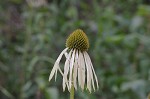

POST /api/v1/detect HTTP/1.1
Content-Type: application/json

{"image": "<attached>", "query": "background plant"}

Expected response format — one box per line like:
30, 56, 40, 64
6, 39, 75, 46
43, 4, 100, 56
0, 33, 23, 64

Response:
0, 0, 150, 99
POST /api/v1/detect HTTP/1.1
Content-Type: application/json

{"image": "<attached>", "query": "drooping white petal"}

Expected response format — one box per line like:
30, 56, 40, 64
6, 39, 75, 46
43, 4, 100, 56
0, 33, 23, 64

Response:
55, 65, 58, 81
49, 48, 68, 82
84, 52, 95, 91
73, 50, 78, 90
83, 52, 91, 93
63, 49, 72, 91
58, 67, 64, 76
80, 52, 85, 90
54, 48, 68, 81
77, 51, 82, 89
85, 51, 99, 89
64, 52, 68, 58
69, 49, 76, 89
78, 51, 85, 90
64, 50, 72, 78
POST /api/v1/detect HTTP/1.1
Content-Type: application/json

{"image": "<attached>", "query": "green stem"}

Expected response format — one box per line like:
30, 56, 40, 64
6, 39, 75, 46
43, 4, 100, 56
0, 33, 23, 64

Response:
70, 85, 74, 99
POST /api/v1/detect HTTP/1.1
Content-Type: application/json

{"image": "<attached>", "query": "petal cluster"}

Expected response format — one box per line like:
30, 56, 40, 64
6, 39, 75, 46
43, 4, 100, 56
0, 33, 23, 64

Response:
49, 48, 99, 92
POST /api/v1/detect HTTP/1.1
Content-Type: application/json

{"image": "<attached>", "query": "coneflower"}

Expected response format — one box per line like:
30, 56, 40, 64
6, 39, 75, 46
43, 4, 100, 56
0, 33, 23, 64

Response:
49, 29, 99, 97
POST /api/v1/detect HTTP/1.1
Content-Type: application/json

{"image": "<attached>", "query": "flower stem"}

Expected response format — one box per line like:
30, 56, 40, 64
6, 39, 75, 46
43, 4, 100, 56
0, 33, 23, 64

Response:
70, 85, 74, 99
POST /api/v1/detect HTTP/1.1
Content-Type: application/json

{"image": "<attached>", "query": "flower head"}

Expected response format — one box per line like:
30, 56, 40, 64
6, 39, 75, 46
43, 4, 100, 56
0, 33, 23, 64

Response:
49, 29, 99, 93
66, 29, 89, 51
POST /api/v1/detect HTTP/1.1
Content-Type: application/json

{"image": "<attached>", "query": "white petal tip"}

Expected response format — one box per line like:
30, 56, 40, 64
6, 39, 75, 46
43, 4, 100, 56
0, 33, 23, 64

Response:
48, 77, 52, 82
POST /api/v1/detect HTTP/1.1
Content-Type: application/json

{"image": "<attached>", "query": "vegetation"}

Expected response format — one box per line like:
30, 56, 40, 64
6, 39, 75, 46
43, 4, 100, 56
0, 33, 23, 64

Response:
0, 0, 150, 99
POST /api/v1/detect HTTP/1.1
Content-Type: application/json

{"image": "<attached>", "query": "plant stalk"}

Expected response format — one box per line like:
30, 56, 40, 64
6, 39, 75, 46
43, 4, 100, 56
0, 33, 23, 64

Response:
70, 85, 74, 99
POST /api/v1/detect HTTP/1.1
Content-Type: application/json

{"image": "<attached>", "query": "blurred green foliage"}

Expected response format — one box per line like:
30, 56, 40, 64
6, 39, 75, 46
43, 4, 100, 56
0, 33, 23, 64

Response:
0, 0, 150, 99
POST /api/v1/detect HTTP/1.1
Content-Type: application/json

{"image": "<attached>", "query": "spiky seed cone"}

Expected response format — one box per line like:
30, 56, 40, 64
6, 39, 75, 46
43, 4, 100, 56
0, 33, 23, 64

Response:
66, 29, 89, 52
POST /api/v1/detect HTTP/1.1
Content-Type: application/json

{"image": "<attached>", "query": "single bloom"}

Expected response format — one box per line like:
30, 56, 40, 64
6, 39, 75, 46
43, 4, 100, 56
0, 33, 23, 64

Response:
49, 29, 99, 93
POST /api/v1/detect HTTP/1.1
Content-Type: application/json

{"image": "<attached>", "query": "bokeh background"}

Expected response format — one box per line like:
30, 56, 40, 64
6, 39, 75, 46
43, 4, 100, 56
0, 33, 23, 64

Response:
0, 0, 150, 99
